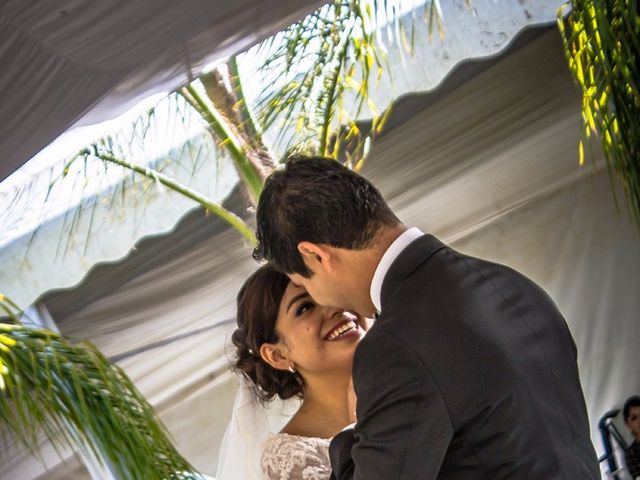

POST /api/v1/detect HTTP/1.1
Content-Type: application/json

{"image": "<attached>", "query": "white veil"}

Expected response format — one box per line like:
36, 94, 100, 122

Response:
215, 376, 300, 480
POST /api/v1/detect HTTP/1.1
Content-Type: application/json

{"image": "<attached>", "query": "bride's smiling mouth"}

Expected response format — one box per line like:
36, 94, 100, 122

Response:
324, 318, 360, 341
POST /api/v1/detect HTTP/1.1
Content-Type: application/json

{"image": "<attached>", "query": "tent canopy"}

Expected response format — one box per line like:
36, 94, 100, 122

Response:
0, 0, 562, 309
2, 2, 639, 479
0, 0, 325, 182
3, 26, 638, 480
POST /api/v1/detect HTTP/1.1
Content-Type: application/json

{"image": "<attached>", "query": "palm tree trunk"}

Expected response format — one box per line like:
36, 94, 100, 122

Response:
201, 66, 276, 203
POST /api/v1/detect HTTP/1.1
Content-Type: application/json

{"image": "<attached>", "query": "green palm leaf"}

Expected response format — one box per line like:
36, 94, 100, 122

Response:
253, 0, 443, 169
74, 144, 256, 244
558, 0, 640, 225
36, 91, 257, 250
0, 295, 197, 480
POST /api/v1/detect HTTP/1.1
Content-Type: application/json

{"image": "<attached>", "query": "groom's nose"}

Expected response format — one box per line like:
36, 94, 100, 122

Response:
325, 307, 345, 321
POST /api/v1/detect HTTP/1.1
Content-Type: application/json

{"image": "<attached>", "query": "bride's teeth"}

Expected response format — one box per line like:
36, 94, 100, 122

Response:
327, 321, 356, 340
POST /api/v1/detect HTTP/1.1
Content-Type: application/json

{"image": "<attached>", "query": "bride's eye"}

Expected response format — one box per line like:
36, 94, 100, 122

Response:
295, 301, 315, 316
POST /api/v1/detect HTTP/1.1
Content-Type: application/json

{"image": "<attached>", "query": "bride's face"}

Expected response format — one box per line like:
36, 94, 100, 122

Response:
272, 281, 366, 377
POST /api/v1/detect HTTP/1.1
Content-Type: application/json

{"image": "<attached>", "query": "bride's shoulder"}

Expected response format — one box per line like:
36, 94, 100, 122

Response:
264, 432, 330, 450
261, 433, 331, 479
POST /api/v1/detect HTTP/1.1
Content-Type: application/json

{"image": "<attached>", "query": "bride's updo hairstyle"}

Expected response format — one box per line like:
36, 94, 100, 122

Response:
232, 264, 305, 402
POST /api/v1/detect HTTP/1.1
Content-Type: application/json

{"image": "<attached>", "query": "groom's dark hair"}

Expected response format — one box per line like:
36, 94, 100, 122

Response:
253, 155, 399, 277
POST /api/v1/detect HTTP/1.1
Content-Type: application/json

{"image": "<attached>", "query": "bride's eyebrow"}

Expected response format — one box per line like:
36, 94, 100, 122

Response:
286, 292, 309, 313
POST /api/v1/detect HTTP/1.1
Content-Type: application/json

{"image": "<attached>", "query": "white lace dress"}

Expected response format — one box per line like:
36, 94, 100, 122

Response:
261, 433, 331, 480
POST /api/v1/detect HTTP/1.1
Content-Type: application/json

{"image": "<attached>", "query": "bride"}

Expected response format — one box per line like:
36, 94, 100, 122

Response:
224, 264, 367, 479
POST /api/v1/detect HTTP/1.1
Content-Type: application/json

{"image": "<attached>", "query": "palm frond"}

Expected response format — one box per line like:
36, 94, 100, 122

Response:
12, 92, 257, 258
180, 80, 265, 203
0, 294, 198, 480
228, 57, 264, 144
251, 0, 442, 166
558, 0, 640, 225
74, 146, 256, 244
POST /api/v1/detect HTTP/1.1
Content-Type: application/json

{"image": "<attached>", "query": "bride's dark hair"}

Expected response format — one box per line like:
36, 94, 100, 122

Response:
232, 264, 305, 402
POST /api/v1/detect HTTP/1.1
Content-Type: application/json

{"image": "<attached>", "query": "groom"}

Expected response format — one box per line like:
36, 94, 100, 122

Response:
253, 155, 599, 479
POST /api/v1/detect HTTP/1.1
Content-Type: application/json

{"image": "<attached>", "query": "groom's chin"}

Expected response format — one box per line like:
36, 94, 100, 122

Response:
362, 305, 378, 319
358, 317, 374, 332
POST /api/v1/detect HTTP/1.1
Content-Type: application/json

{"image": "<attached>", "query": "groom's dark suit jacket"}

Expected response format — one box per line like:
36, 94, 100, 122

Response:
330, 235, 599, 479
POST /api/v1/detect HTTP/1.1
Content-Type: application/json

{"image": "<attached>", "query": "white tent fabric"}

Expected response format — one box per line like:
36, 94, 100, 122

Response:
239, 0, 563, 153
0, 0, 562, 310
0, 130, 242, 308
0, 0, 327, 182
3, 26, 638, 479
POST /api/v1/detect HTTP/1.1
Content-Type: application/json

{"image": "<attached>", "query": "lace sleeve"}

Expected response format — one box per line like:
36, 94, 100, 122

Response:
261, 433, 331, 480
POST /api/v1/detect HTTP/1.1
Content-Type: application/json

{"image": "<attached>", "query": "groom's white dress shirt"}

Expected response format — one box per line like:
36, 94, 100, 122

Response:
369, 227, 423, 313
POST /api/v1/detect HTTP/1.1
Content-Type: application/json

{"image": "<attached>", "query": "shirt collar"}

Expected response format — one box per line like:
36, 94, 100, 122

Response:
370, 227, 423, 313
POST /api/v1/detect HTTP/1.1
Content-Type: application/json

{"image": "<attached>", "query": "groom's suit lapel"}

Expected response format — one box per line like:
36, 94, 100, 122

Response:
379, 234, 447, 314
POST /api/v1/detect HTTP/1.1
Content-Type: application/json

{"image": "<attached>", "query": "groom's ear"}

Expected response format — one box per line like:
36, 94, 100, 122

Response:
297, 242, 332, 273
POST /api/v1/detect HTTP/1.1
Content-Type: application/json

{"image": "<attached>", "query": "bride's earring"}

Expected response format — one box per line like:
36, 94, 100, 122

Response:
288, 365, 295, 373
